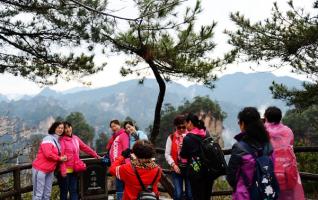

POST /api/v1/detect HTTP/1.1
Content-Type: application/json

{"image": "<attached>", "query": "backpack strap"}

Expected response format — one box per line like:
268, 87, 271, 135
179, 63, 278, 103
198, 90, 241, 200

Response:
133, 165, 147, 191
150, 168, 161, 186
239, 141, 257, 159
132, 165, 160, 192
52, 138, 61, 156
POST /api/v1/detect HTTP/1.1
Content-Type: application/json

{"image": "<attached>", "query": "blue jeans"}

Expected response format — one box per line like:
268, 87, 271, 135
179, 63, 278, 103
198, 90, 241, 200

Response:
58, 173, 78, 200
172, 172, 192, 200
116, 178, 124, 200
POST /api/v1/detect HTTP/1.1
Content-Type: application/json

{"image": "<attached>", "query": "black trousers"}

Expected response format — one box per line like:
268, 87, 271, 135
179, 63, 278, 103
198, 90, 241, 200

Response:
188, 169, 214, 200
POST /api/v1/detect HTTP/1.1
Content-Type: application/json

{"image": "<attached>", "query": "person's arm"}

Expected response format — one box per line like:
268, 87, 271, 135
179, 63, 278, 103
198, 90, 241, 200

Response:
40, 142, 61, 161
109, 156, 125, 177
180, 136, 190, 159
288, 128, 295, 146
226, 143, 243, 188
77, 136, 99, 158
164, 136, 174, 166
106, 136, 114, 151
109, 155, 129, 181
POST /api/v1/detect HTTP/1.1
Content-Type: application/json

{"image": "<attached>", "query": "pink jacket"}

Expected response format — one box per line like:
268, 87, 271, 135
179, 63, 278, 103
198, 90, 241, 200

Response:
59, 134, 98, 176
265, 122, 305, 200
109, 129, 129, 163
32, 135, 61, 173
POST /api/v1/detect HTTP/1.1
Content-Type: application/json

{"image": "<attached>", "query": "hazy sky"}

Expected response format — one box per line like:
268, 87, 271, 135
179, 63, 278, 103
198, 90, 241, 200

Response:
0, 0, 314, 96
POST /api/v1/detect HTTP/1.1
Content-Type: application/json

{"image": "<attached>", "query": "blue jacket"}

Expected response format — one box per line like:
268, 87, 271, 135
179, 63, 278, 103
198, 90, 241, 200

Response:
129, 130, 148, 148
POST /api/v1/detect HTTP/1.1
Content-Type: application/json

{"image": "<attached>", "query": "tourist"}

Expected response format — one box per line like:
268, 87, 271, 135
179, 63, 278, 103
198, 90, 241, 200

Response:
106, 120, 129, 200
264, 106, 305, 200
227, 107, 277, 200
58, 122, 101, 200
165, 115, 192, 200
180, 113, 212, 200
123, 120, 148, 149
109, 140, 162, 200
32, 121, 67, 200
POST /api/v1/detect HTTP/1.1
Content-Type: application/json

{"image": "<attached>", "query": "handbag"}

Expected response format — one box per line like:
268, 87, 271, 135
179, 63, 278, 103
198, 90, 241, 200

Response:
72, 137, 87, 172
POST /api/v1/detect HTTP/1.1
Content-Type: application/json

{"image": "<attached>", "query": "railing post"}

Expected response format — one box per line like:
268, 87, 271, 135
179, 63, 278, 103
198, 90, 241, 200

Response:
13, 167, 21, 200
159, 174, 174, 197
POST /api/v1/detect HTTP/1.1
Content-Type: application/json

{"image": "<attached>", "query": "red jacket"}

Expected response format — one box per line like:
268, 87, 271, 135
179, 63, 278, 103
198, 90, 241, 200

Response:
109, 156, 162, 200
60, 134, 98, 176
32, 135, 61, 173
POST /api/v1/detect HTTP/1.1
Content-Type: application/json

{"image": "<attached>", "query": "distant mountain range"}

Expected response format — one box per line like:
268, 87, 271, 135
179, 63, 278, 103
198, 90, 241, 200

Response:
0, 72, 303, 147
0, 94, 8, 102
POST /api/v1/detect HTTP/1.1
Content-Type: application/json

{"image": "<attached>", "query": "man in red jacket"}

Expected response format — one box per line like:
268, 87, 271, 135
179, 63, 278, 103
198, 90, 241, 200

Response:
109, 140, 162, 200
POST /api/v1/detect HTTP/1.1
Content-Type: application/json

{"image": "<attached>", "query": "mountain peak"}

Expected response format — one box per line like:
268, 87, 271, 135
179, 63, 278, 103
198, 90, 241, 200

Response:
39, 87, 58, 97
0, 93, 9, 102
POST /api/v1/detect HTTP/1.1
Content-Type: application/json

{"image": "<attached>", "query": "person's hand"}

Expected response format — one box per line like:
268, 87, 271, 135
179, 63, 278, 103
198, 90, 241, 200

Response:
130, 153, 137, 160
172, 163, 180, 174
131, 132, 139, 141
121, 148, 131, 158
60, 155, 67, 162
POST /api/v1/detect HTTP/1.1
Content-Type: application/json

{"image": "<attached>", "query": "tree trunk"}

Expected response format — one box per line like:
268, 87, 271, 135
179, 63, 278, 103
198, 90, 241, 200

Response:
147, 60, 166, 145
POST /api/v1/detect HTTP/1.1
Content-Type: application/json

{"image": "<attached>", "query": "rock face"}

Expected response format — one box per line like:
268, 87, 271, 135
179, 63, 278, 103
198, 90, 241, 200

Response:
196, 110, 224, 147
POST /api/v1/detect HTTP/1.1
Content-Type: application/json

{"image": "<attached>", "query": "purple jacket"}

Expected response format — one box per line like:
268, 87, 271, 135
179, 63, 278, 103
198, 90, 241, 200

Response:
226, 132, 271, 200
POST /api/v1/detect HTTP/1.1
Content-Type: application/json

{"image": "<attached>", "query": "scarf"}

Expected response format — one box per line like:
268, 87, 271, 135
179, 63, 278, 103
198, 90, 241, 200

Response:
131, 158, 158, 169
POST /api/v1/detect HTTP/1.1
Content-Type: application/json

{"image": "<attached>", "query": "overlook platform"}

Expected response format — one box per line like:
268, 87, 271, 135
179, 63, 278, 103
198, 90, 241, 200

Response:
0, 147, 318, 200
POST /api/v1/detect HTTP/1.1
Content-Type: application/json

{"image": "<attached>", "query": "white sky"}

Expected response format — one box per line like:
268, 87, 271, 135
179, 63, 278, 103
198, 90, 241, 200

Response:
0, 0, 315, 96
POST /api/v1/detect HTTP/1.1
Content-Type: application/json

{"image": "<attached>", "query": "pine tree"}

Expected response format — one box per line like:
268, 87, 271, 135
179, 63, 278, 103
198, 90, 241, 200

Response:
225, 0, 318, 110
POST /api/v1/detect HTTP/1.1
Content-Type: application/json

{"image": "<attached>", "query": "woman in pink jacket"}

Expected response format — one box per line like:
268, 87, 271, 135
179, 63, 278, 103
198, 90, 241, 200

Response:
107, 119, 129, 200
58, 122, 101, 200
32, 121, 67, 200
264, 106, 305, 200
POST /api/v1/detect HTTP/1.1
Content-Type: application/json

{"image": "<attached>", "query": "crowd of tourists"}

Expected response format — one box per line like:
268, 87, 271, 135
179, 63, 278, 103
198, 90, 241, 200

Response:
31, 106, 305, 200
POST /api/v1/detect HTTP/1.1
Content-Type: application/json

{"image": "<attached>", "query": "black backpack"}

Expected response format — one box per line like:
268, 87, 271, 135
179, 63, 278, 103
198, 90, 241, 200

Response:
239, 141, 280, 200
133, 165, 161, 200
188, 133, 227, 179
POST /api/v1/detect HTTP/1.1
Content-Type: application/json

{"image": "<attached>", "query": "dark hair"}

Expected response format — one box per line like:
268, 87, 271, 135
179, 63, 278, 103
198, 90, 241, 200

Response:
132, 140, 155, 159
186, 113, 206, 130
264, 106, 282, 124
109, 119, 120, 127
62, 121, 72, 136
238, 107, 269, 144
123, 121, 134, 128
48, 121, 63, 135
173, 115, 185, 126
63, 121, 72, 128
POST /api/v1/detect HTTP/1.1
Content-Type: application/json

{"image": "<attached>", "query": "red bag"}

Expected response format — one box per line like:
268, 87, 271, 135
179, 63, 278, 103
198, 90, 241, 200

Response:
274, 147, 298, 190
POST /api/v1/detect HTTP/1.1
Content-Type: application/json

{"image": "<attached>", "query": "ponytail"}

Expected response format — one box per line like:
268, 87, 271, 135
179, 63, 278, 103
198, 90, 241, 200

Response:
186, 113, 206, 130
238, 107, 269, 144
